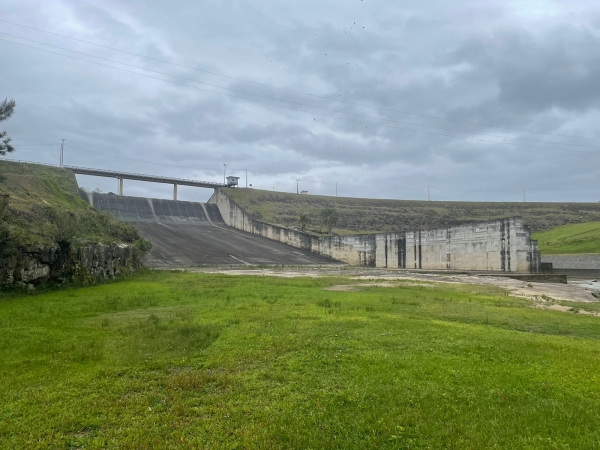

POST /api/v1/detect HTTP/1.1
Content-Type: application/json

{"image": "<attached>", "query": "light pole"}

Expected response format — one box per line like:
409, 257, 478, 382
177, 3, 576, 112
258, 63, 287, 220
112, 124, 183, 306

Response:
223, 164, 228, 185
60, 139, 65, 167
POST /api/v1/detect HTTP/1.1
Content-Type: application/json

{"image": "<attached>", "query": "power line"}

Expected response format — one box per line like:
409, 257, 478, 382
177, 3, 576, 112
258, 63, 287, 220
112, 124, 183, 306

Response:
3, 38, 600, 157
3, 155, 599, 197
65, 143, 340, 184
18, 116, 592, 192
66, 143, 293, 179
60, 143, 600, 194
1, 19, 599, 143
4, 32, 600, 151
65, 144, 222, 171
12, 143, 58, 146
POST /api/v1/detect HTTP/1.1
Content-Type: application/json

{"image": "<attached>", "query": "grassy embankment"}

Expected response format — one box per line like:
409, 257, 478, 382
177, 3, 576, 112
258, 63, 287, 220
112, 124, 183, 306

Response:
533, 221, 600, 254
225, 188, 600, 234
2, 271, 600, 448
0, 160, 148, 252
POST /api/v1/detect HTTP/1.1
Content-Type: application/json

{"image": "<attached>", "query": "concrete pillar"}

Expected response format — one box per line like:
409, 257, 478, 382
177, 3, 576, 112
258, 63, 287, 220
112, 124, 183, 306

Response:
173, 184, 178, 201
118, 178, 124, 196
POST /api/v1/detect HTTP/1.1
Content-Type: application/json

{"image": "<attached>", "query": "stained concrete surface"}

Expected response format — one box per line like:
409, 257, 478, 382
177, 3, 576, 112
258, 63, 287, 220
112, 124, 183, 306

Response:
541, 254, 600, 269
81, 191, 339, 267
135, 222, 337, 267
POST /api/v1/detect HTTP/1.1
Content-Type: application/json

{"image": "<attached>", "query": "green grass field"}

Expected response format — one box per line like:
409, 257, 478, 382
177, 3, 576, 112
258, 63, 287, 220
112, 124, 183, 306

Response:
2, 271, 600, 448
533, 222, 600, 254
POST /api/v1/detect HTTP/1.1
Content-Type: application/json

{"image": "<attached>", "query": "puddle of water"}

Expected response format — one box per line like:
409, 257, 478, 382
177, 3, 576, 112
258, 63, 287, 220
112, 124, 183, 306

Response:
572, 280, 600, 291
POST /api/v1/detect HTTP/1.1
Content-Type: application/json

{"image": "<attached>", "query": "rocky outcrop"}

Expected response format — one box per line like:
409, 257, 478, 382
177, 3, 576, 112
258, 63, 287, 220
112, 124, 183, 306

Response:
0, 242, 142, 288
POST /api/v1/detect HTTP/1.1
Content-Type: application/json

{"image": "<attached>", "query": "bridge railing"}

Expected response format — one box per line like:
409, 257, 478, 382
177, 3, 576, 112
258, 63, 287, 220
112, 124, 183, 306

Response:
2, 158, 60, 167
64, 165, 226, 187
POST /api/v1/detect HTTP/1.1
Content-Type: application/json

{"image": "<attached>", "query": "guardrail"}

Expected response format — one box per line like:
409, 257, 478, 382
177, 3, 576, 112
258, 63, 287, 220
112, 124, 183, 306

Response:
2, 158, 60, 167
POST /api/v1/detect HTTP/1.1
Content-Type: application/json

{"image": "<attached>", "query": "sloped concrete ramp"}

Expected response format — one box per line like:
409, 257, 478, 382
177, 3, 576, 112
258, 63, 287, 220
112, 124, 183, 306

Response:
81, 191, 336, 267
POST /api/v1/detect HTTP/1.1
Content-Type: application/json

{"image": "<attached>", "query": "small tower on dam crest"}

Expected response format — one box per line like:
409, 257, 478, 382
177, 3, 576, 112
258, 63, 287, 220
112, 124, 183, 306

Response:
226, 176, 240, 187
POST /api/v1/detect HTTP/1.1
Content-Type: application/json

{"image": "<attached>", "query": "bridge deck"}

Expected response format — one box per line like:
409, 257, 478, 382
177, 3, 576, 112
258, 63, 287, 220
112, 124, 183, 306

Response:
66, 165, 226, 188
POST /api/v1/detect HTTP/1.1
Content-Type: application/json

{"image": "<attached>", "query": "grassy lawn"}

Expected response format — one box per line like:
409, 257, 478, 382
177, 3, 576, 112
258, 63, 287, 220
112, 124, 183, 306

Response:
2, 271, 600, 448
533, 221, 600, 254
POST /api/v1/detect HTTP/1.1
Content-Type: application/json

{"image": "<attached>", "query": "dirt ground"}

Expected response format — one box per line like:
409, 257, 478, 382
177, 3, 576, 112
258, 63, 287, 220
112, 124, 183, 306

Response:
188, 267, 600, 304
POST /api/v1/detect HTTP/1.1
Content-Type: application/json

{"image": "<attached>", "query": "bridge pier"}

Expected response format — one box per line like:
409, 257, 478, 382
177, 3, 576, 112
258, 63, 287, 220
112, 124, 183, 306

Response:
173, 183, 178, 201
118, 177, 123, 196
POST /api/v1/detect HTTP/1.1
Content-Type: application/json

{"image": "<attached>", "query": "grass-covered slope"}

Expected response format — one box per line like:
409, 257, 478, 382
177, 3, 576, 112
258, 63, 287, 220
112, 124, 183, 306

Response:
0, 160, 147, 251
2, 271, 600, 448
533, 222, 600, 254
225, 188, 600, 234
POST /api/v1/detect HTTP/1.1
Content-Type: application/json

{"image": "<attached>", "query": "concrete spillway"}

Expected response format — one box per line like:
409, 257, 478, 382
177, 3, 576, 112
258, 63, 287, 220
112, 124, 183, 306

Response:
81, 191, 335, 267
83, 191, 223, 223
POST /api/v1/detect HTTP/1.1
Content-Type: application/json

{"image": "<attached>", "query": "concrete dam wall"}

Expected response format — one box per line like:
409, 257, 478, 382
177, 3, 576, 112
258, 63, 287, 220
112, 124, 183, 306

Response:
209, 189, 541, 273
79, 190, 337, 267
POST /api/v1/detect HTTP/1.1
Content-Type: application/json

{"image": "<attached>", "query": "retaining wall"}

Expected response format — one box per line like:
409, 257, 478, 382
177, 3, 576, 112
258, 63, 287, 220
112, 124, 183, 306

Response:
540, 254, 600, 278
541, 254, 600, 270
209, 189, 540, 272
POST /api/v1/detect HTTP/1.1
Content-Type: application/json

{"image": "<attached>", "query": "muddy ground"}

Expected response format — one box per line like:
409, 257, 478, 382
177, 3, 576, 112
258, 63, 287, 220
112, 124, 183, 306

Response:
187, 266, 600, 305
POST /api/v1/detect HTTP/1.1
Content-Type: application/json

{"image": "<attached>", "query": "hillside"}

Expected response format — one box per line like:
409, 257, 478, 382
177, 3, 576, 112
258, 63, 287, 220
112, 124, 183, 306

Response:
0, 160, 148, 252
532, 222, 600, 254
225, 188, 600, 234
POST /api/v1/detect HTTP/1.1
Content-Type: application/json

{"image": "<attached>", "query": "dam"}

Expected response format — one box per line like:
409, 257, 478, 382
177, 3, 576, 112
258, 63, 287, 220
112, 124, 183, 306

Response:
77, 180, 540, 273
80, 188, 541, 272
80, 190, 337, 267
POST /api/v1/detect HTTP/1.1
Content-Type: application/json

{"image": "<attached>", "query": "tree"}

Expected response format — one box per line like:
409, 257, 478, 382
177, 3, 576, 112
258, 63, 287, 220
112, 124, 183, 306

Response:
298, 213, 310, 231
0, 98, 16, 156
320, 208, 339, 233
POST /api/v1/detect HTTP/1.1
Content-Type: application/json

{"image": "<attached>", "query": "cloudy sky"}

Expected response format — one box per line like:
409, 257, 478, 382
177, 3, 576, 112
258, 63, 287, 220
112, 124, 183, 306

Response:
2, 0, 600, 202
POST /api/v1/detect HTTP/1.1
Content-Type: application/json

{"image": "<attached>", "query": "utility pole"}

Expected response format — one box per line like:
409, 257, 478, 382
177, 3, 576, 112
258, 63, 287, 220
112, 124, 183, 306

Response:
245, 169, 248, 188
223, 164, 228, 185
60, 139, 65, 167
296, 179, 300, 194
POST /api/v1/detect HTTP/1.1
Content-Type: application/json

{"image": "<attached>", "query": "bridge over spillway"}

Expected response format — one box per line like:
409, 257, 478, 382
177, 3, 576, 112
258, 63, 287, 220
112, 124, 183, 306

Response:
67, 165, 226, 200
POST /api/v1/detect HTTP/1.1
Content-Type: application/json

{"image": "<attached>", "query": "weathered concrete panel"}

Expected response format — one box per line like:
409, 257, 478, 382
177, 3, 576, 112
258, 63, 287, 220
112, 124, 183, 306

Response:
541, 254, 600, 270
81, 190, 219, 223
209, 189, 540, 273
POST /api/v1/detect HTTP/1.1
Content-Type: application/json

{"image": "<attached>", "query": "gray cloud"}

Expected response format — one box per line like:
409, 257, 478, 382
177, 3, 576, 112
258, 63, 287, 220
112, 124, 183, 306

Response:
2, 0, 600, 203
